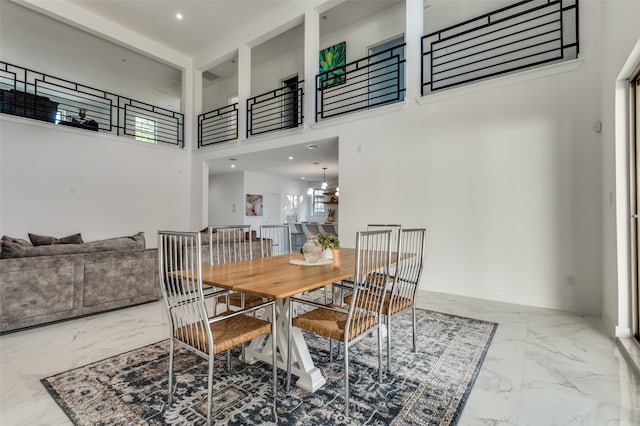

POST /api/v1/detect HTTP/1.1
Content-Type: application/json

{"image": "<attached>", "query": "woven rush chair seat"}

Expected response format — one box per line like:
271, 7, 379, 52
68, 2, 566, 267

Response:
292, 304, 377, 342
343, 292, 412, 316
177, 314, 272, 354
217, 293, 264, 309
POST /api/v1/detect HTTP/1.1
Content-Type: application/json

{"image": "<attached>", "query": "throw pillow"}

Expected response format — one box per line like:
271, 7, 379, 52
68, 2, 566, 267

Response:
1, 235, 32, 246
28, 233, 84, 246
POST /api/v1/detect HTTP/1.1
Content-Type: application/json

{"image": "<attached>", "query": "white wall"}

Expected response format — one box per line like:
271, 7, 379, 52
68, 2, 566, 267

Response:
338, 58, 601, 314
250, 46, 304, 97
599, 0, 640, 335
423, 0, 511, 34
207, 170, 308, 232
208, 172, 244, 225
192, 0, 612, 315
320, 3, 405, 60
5, 0, 638, 320
202, 75, 238, 112
243, 171, 308, 230
0, 117, 191, 248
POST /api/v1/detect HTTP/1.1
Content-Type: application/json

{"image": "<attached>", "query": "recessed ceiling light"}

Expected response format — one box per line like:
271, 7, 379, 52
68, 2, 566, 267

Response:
307, 144, 318, 149
230, 164, 236, 168
288, 156, 294, 160
301, 177, 305, 180
176, 13, 183, 20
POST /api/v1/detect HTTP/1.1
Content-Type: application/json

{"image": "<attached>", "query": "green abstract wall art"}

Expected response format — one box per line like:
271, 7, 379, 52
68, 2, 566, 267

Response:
319, 41, 346, 88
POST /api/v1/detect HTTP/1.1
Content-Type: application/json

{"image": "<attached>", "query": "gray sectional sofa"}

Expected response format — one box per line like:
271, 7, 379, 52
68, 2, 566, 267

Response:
0, 232, 159, 333
0, 230, 270, 333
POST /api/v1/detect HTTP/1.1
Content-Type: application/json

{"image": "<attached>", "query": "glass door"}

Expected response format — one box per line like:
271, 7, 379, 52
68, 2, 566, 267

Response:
633, 69, 640, 342
368, 35, 405, 108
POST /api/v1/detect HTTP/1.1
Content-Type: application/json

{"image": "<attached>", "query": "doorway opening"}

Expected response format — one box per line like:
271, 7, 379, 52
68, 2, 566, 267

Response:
280, 75, 299, 129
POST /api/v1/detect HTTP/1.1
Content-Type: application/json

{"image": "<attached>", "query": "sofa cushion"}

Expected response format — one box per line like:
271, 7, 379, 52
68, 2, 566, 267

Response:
28, 233, 84, 246
0, 232, 145, 259
84, 232, 145, 251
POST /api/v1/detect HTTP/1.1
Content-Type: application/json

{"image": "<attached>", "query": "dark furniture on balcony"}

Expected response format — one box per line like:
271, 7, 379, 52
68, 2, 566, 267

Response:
0, 89, 58, 123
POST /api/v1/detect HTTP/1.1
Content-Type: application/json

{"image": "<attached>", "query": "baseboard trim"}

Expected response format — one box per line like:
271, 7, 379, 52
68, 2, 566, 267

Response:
616, 337, 640, 379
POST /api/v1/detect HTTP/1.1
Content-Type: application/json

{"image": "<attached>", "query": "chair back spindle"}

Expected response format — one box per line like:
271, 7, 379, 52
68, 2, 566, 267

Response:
260, 224, 292, 257
367, 224, 401, 277
346, 230, 391, 338
390, 228, 426, 311
159, 231, 212, 354
209, 225, 252, 265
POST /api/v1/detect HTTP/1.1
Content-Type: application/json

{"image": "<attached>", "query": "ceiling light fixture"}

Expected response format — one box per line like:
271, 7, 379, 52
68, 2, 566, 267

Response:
321, 167, 328, 190
288, 156, 294, 160
176, 13, 183, 20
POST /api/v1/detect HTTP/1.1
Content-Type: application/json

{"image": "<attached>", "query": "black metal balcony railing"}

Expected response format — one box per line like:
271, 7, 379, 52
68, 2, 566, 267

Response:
421, 0, 579, 94
0, 62, 184, 147
198, 103, 238, 147
316, 44, 405, 121
246, 81, 304, 138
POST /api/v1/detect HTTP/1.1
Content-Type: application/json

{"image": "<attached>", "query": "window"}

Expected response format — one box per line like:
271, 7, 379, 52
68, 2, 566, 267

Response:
312, 189, 325, 216
55, 109, 67, 124
134, 116, 156, 143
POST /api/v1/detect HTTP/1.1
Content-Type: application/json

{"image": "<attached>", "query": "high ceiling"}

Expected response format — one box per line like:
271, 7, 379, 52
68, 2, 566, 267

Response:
206, 138, 339, 184
66, 0, 402, 58
67, 0, 297, 57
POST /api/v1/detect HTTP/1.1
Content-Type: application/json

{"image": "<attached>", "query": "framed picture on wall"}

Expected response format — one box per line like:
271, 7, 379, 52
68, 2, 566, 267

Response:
246, 194, 263, 216
319, 41, 346, 88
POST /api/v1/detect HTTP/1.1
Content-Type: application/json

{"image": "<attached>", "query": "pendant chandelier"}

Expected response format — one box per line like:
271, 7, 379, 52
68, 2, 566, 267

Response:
321, 167, 328, 190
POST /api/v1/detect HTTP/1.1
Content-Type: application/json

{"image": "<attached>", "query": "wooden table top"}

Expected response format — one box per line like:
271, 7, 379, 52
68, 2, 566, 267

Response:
201, 248, 359, 300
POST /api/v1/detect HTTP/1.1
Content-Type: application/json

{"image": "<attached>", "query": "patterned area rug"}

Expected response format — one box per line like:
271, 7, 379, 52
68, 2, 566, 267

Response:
42, 308, 497, 425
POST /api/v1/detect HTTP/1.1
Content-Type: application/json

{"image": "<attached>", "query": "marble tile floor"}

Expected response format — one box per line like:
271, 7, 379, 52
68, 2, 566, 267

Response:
1, 290, 639, 426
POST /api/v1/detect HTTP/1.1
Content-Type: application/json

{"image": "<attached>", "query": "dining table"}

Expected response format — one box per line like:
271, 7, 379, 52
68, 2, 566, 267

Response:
200, 248, 361, 392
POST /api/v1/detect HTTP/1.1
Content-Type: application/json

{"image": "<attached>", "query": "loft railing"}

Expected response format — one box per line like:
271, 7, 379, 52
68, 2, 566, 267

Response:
0, 61, 184, 147
316, 43, 405, 121
421, 0, 579, 94
198, 103, 238, 147
246, 80, 304, 138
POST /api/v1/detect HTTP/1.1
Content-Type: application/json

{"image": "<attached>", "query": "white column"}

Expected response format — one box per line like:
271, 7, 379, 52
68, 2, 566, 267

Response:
237, 45, 251, 141
405, 0, 424, 100
304, 10, 320, 126
181, 61, 196, 150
